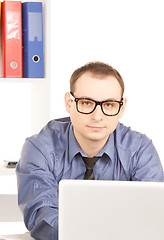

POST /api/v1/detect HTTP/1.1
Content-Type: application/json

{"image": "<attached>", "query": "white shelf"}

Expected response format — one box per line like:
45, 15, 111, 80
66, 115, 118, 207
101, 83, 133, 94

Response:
0, 0, 51, 163
0, 78, 46, 83
0, 0, 51, 133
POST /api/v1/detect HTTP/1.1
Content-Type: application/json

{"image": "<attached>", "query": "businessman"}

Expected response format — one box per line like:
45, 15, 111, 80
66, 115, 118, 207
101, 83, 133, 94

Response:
16, 62, 164, 240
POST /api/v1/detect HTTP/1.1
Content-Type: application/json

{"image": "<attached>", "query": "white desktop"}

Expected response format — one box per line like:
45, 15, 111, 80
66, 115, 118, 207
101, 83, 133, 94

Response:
0, 165, 33, 240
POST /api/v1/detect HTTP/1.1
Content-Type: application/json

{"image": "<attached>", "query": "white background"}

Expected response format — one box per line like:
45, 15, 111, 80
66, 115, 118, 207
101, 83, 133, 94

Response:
0, 0, 164, 166
50, 0, 164, 166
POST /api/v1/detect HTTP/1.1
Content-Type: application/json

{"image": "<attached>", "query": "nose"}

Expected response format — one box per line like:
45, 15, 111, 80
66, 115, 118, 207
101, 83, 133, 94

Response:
91, 104, 103, 121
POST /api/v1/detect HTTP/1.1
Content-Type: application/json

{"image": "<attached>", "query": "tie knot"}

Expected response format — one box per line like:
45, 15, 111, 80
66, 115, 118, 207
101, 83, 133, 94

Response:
82, 157, 100, 170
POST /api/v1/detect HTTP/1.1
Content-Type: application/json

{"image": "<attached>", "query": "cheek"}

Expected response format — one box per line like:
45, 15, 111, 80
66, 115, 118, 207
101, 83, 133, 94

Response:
70, 106, 80, 124
71, 112, 86, 125
70, 104, 78, 118
106, 116, 120, 131
70, 108, 88, 129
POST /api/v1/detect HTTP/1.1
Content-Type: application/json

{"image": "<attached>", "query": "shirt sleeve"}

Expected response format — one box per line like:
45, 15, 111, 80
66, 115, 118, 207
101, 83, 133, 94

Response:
16, 138, 59, 240
131, 137, 164, 182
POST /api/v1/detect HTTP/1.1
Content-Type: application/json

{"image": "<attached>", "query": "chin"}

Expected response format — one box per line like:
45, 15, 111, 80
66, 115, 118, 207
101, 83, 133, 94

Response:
86, 133, 109, 142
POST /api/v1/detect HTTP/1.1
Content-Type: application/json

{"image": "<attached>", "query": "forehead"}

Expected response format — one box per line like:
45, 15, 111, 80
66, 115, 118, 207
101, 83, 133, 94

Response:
74, 72, 122, 100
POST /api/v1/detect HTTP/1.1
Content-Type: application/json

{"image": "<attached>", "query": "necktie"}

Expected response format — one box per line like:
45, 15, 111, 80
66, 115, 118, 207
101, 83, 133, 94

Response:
82, 157, 100, 180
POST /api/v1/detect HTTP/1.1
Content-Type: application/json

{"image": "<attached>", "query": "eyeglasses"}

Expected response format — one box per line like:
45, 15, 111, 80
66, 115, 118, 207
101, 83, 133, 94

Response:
70, 93, 123, 116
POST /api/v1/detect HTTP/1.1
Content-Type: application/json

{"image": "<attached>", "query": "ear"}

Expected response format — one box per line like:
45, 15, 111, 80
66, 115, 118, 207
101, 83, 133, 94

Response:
65, 92, 72, 113
119, 97, 127, 118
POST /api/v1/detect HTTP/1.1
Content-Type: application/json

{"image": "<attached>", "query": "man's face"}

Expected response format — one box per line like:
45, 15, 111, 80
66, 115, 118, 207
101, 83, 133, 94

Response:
65, 72, 126, 146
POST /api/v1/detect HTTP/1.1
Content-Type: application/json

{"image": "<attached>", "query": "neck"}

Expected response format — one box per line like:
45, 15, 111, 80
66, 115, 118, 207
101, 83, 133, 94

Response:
74, 130, 109, 158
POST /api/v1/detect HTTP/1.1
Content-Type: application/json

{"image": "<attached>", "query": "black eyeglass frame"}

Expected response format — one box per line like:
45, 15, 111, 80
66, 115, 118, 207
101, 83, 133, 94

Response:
70, 92, 124, 116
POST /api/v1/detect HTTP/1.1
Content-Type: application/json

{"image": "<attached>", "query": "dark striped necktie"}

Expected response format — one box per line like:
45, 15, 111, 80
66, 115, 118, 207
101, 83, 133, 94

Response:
82, 157, 100, 180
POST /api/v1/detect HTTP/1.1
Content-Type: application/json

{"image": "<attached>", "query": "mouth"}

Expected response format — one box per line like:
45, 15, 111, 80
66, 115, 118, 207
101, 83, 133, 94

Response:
86, 125, 106, 131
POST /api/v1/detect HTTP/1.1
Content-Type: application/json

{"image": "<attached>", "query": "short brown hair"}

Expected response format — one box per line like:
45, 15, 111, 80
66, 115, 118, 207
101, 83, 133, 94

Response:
70, 62, 125, 96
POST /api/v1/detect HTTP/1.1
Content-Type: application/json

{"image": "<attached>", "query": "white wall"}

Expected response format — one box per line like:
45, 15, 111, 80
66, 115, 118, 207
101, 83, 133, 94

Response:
50, 0, 164, 166
0, 83, 31, 163
0, 0, 163, 166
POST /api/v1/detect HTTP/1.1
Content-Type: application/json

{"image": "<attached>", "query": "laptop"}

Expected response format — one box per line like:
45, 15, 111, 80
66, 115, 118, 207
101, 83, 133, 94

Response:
59, 180, 164, 240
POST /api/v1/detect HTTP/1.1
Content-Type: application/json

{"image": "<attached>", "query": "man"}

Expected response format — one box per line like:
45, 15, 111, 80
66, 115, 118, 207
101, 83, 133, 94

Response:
16, 62, 164, 240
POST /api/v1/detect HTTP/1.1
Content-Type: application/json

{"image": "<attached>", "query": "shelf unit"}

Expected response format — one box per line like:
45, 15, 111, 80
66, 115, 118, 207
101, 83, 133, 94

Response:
0, 0, 51, 162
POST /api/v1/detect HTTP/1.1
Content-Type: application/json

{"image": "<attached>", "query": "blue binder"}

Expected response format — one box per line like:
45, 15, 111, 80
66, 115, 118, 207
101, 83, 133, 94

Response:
23, 2, 44, 78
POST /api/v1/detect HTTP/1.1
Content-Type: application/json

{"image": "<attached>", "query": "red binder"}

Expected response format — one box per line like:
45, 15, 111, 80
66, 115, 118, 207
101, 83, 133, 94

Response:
2, 0, 23, 78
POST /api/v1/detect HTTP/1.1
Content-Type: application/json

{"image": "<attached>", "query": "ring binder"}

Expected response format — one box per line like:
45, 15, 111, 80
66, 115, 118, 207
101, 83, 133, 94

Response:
2, 0, 23, 78
22, 2, 44, 78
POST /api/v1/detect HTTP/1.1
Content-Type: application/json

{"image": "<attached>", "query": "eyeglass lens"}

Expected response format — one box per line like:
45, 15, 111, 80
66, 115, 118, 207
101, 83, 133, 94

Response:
77, 99, 121, 116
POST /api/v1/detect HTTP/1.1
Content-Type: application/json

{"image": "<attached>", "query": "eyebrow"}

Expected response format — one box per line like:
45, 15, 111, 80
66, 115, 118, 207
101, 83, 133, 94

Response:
78, 96, 120, 102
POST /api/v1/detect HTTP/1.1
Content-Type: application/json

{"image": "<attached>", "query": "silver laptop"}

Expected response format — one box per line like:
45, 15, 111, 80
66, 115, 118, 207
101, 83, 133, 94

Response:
59, 180, 164, 240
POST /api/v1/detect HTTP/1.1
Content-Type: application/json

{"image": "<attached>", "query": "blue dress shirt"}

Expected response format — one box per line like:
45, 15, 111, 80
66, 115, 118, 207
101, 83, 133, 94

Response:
16, 117, 164, 240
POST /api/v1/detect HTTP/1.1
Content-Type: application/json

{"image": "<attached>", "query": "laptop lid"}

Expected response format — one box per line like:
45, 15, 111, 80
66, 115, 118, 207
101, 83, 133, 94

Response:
59, 180, 164, 240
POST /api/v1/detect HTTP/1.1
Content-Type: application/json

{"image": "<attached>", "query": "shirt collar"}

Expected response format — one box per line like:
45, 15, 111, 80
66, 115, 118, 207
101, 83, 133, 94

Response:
69, 124, 115, 163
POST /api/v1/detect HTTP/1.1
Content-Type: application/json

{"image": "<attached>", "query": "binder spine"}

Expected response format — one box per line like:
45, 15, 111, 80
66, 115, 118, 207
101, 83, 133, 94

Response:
2, 1, 23, 78
23, 2, 44, 78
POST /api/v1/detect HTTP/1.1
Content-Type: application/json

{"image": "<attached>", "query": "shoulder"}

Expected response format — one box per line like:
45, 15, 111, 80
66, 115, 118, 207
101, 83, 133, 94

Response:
115, 122, 151, 153
18, 117, 72, 172
115, 123, 164, 182
25, 117, 71, 153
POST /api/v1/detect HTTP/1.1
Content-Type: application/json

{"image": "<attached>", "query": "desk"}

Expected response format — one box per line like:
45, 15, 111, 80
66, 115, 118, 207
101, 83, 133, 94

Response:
0, 166, 33, 239
0, 165, 22, 222
0, 231, 34, 240
0, 165, 17, 194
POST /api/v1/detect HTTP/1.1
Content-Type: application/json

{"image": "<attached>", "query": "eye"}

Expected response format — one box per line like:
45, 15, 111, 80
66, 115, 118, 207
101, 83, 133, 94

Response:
80, 100, 93, 106
104, 102, 113, 108
78, 99, 96, 110
83, 101, 90, 105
